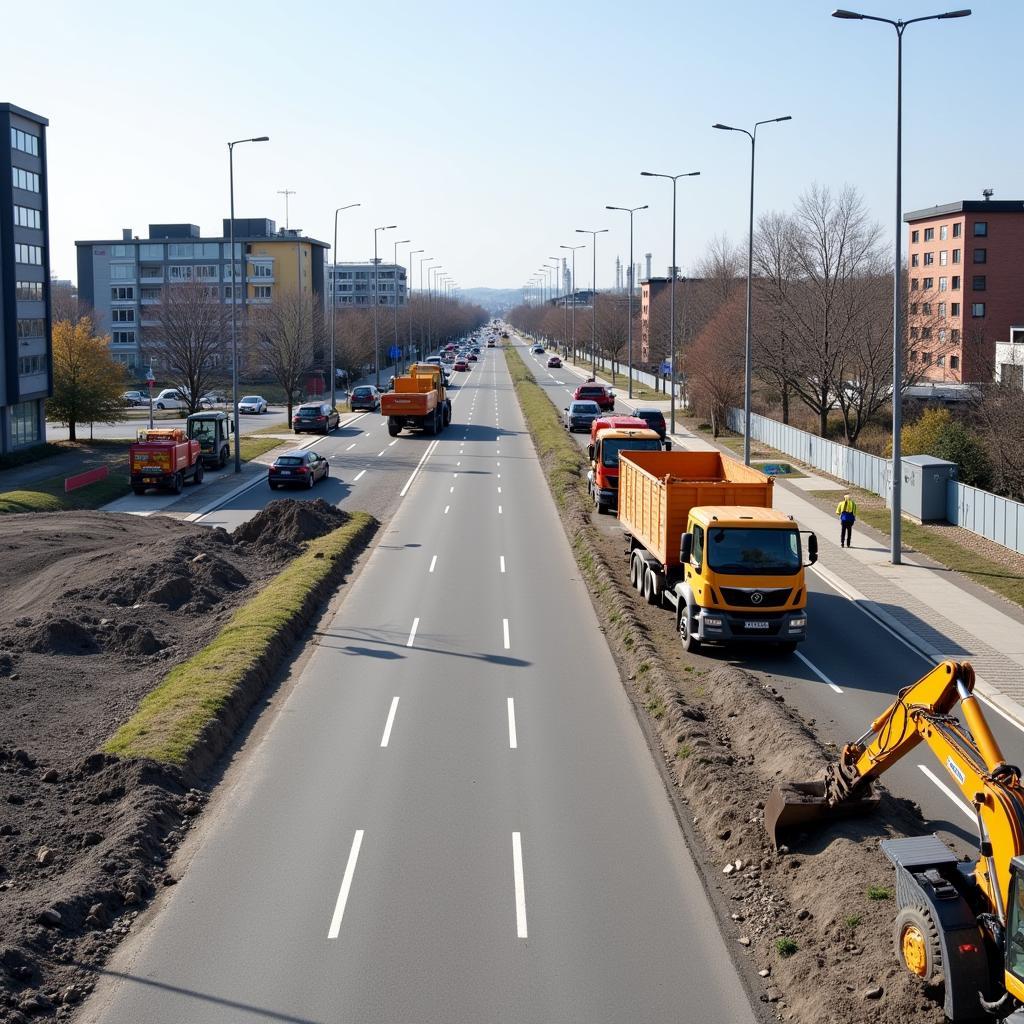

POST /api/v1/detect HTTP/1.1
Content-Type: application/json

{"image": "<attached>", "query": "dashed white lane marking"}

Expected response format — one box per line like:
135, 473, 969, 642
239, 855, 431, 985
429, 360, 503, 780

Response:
512, 832, 528, 939
380, 696, 400, 748
500, 555, 506, 573
406, 618, 420, 647
444, 505, 450, 514
353, 470, 366, 482
498, 486, 502, 494
795, 650, 843, 694
327, 830, 364, 939
918, 764, 975, 822
507, 697, 518, 749
456, 461, 461, 466
388, 439, 398, 447
346, 442, 357, 451
377, 449, 387, 457
399, 439, 439, 497
502, 618, 510, 650
429, 555, 437, 573
450, 486, 455, 493
498, 505, 503, 515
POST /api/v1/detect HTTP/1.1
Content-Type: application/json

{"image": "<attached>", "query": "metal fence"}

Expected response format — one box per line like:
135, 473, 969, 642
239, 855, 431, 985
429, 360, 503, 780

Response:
947, 482, 1024, 554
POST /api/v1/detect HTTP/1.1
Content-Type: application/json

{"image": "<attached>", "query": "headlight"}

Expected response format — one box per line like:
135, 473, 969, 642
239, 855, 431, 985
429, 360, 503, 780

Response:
704, 616, 723, 627
789, 617, 807, 629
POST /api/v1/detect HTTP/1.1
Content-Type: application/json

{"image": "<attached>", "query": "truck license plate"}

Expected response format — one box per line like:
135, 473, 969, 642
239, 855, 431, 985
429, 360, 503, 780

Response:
746, 620, 769, 629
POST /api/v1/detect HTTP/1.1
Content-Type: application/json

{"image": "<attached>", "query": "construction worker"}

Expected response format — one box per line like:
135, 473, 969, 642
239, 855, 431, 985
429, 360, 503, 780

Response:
836, 493, 858, 548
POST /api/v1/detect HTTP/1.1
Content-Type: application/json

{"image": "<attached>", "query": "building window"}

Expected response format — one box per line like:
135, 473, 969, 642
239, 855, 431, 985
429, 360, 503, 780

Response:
953, 223, 962, 238
922, 302, 932, 314
952, 303, 960, 316
168, 265, 193, 281
938, 302, 946, 318
910, 303, 918, 315
13, 205, 41, 229
910, 254, 919, 267
910, 326, 919, 340
111, 330, 136, 345
953, 248, 961, 264
250, 263, 273, 278
15, 243, 43, 266
10, 127, 39, 156
936, 354, 945, 367
111, 351, 139, 369
111, 308, 135, 323
973, 248, 987, 264
110, 244, 135, 258
139, 244, 163, 260
952, 329, 961, 344
167, 244, 194, 259
254, 285, 272, 299
910, 278, 919, 291
939, 250, 948, 266
924, 227, 935, 241
17, 355, 45, 375
16, 318, 45, 339
922, 326, 932, 339
974, 221, 988, 237
972, 302, 985, 317
923, 252, 934, 266
195, 243, 219, 258
111, 286, 135, 301
9, 401, 40, 447
223, 243, 241, 259
12, 168, 39, 194
923, 351, 932, 365
194, 265, 219, 280
939, 277, 947, 292
952, 275, 961, 290
972, 275, 986, 291
140, 287, 160, 301
940, 225, 948, 240
911, 229, 920, 243
15, 281, 43, 301
923, 277, 934, 290
109, 263, 135, 281
951, 355, 960, 370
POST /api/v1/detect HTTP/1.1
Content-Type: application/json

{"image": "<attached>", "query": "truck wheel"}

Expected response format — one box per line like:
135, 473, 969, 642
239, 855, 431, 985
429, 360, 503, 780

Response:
679, 607, 701, 653
893, 906, 943, 982
388, 419, 400, 437
219, 448, 227, 469
192, 463, 204, 485
643, 568, 660, 605
171, 472, 183, 495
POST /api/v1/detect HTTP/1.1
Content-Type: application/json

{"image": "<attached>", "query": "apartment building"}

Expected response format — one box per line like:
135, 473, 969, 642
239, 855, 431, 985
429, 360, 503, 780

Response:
75, 219, 328, 372
905, 199, 1024, 383
640, 277, 674, 363
1, 103, 50, 455
327, 262, 407, 308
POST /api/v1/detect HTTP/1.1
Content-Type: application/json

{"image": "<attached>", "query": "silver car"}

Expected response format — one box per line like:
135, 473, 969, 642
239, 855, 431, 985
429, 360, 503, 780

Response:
237, 395, 269, 415
564, 400, 601, 433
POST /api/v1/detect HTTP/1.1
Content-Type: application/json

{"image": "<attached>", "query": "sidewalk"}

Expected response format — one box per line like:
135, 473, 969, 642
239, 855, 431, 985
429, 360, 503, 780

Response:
552, 345, 1024, 723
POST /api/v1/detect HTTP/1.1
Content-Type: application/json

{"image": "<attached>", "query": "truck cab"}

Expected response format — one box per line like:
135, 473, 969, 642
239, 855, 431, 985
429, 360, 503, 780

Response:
587, 427, 667, 514
186, 411, 233, 469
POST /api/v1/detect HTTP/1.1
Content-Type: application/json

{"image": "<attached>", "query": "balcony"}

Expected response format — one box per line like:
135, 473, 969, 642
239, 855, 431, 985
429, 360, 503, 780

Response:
139, 272, 164, 284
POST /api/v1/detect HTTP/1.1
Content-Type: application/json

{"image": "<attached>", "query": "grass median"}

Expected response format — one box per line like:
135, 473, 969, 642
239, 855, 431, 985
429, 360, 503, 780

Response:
104, 511, 376, 767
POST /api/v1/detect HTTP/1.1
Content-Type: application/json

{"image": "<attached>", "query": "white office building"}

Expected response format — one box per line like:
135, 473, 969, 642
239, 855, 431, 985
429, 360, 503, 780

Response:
327, 262, 407, 308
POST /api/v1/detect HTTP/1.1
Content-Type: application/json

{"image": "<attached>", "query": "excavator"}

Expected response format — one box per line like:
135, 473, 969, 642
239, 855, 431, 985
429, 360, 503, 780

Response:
766, 660, 1024, 1022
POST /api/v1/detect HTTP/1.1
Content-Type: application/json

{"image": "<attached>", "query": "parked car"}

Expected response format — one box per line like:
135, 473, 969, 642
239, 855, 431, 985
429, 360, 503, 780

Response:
349, 385, 381, 411
201, 390, 227, 407
633, 406, 668, 440
152, 388, 188, 411
573, 383, 614, 411
268, 450, 330, 489
487, 338, 496, 347
467, 352, 478, 362
293, 402, 340, 434
547, 355, 562, 368
122, 390, 148, 407
237, 395, 269, 415
453, 358, 470, 371
564, 400, 602, 433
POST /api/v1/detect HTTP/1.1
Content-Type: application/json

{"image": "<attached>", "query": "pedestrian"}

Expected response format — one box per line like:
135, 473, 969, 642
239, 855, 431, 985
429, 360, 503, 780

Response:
836, 493, 858, 548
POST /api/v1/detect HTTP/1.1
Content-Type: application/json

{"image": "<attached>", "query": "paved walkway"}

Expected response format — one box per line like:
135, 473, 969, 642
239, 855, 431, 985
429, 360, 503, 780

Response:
549, 344, 1024, 724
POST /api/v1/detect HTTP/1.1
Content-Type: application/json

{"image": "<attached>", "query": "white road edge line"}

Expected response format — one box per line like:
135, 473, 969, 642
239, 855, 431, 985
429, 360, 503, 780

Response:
399, 439, 439, 498
353, 470, 366, 482
918, 764, 975, 822
429, 555, 437, 573
795, 650, 843, 694
380, 696, 399, 748
327, 829, 364, 939
512, 832, 528, 938
503, 618, 510, 650
406, 618, 420, 647
507, 697, 518, 749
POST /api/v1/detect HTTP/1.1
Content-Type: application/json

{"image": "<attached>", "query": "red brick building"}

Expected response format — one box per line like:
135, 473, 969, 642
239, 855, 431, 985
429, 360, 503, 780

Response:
905, 200, 1024, 382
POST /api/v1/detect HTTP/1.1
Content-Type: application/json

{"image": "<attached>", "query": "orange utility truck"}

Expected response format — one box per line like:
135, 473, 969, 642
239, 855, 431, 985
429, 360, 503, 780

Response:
381, 363, 451, 436
129, 428, 204, 495
617, 449, 816, 653
587, 425, 668, 514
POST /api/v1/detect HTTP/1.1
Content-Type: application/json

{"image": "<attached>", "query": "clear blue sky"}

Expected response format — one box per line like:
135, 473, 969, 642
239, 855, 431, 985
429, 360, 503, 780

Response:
4, 0, 1021, 291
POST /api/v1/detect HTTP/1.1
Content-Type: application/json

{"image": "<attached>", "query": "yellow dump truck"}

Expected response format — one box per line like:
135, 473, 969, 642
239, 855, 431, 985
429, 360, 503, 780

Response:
617, 449, 817, 653
381, 363, 451, 436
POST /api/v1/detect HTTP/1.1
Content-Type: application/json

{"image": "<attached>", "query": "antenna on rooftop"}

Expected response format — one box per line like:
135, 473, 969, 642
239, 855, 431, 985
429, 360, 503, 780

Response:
982, 188, 994, 201
277, 188, 296, 228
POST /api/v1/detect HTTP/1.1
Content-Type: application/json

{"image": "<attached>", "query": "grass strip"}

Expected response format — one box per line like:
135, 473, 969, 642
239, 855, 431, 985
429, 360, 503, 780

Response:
238, 435, 287, 460
103, 511, 376, 766
0, 473, 132, 513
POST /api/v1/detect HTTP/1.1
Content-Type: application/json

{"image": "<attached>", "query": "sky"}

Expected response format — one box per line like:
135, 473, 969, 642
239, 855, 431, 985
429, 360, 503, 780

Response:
4, 0, 1022, 292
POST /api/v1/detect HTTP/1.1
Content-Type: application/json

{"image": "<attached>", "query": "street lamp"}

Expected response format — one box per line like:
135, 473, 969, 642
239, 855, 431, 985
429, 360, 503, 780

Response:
606, 204, 648, 399
713, 117, 791, 465
833, 6, 971, 566
393, 238, 410, 375
408, 248, 424, 366
429, 265, 443, 349
420, 257, 436, 353
576, 228, 608, 378
641, 170, 700, 434
227, 134, 269, 473
330, 203, 360, 405
373, 224, 397, 387
561, 243, 585, 362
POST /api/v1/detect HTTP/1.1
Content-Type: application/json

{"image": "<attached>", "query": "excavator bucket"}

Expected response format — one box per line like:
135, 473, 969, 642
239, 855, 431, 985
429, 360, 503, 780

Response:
765, 778, 880, 848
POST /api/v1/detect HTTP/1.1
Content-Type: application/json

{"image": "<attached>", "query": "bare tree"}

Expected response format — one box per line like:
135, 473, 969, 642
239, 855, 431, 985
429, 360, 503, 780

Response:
594, 295, 630, 380
687, 292, 746, 436
694, 233, 744, 305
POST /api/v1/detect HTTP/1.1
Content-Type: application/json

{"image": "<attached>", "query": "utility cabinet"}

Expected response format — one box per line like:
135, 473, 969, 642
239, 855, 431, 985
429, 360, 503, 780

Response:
900, 455, 958, 522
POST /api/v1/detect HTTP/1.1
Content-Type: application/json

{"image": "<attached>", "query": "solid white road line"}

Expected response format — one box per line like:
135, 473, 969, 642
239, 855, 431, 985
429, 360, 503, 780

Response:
795, 650, 843, 694
512, 832, 528, 938
346, 443, 357, 451
353, 470, 366, 482
327, 829, 364, 939
507, 697, 518, 749
380, 696, 400, 748
500, 555, 506, 573
399, 439, 438, 497
918, 764, 975, 822
429, 555, 437, 573
503, 618, 510, 650
406, 618, 420, 647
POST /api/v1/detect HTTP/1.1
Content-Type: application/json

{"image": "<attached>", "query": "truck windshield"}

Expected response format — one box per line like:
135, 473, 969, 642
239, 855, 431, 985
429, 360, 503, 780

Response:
601, 438, 662, 467
707, 528, 800, 575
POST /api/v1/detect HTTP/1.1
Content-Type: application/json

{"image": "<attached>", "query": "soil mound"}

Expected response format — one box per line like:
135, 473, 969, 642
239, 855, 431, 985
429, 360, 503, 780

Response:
233, 498, 348, 549
28, 618, 97, 655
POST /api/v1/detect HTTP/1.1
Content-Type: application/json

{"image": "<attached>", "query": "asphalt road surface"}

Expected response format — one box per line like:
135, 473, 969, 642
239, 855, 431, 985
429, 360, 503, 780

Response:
82, 346, 757, 1023
521, 337, 1024, 858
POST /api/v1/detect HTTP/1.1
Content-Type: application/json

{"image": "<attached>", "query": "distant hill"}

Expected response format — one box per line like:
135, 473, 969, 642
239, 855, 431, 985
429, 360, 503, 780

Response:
459, 287, 522, 313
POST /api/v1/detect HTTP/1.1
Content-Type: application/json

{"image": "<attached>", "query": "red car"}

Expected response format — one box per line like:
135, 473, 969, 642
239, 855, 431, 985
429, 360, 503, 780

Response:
453, 358, 470, 371
547, 355, 562, 368
573, 383, 614, 411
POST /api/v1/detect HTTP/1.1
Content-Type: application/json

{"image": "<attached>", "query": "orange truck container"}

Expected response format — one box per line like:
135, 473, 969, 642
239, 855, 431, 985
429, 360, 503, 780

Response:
381, 364, 451, 436
129, 428, 204, 495
617, 449, 816, 653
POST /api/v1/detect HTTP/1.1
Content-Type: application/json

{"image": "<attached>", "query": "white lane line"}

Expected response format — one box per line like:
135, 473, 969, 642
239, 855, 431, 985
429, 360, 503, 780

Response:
456, 461, 461, 466
388, 439, 398, 447
444, 504, 450, 514
500, 555, 506, 573
450, 485, 455, 493
327, 830, 364, 939
497, 473, 501, 479
377, 449, 387, 457
502, 618, 510, 650
507, 697, 518, 749
498, 505, 503, 515
453, 472, 459, 478
406, 618, 420, 647
497, 486, 502, 494
795, 650, 843, 694
512, 832, 528, 938
380, 696, 400, 747
429, 555, 437, 573
346, 442, 357, 451
496, 461, 500, 466
918, 764, 975, 822
353, 470, 366, 482
399, 439, 439, 497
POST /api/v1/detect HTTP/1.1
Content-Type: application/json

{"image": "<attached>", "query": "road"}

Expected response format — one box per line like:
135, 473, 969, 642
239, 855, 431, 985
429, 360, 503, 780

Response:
521, 337, 1024, 857
83, 344, 757, 1023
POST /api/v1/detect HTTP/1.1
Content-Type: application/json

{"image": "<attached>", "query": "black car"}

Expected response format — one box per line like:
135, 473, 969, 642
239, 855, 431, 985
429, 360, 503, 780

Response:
349, 385, 381, 411
633, 406, 668, 440
293, 402, 340, 434
268, 450, 330, 489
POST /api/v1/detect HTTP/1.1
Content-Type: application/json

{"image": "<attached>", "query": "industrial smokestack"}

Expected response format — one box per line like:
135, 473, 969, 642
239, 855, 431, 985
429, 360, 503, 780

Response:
644, 252, 652, 279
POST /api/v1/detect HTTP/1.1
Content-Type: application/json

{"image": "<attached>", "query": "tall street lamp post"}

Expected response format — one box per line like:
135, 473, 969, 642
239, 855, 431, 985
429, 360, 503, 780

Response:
561, 244, 584, 362
420, 257, 436, 353
392, 238, 410, 376
373, 224, 396, 388
408, 248, 423, 366
713, 116, 791, 466
641, 170, 700, 434
833, 6, 971, 565
429, 265, 443, 349
227, 134, 269, 473
606, 204, 648, 399
575, 228, 608, 377
330, 203, 360, 405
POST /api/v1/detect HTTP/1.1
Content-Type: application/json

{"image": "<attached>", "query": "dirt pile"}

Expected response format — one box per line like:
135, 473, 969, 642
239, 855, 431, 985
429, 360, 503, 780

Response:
233, 497, 347, 550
